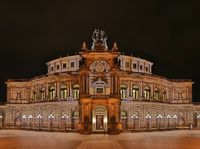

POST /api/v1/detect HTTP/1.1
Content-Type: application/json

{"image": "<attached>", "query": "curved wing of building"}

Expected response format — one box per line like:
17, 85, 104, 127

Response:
0, 29, 200, 133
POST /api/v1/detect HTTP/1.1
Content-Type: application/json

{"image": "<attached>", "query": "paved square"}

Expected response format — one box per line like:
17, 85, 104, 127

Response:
0, 130, 200, 149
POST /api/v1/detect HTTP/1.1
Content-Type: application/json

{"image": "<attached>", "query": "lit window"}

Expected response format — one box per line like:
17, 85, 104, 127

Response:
162, 89, 166, 101
154, 87, 159, 101
49, 86, 56, 100
73, 84, 79, 99
60, 85, 67, 99
132, 85, 139, 99
40, 88, 45, 100
16, 92, 21, 99
121, 111, 127, 119
120, 84, 127, 99
144, 86, 150, 99
33, 90, 37, 100
178, 91, 183, 100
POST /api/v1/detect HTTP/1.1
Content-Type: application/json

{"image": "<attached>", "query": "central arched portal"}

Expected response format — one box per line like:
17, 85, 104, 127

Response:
92, 105, 107, 131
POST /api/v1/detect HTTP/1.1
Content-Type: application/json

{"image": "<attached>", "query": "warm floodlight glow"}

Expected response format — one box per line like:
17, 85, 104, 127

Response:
166, 115, 171, 119
22, 115, 26, 119
156, 114, 162, 119
146, 114, 152, 119
48, 113, 55, 119
37, 114, 43, 119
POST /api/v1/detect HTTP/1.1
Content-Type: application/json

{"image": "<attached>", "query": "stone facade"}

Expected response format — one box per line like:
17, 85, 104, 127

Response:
0, 30, 200, 133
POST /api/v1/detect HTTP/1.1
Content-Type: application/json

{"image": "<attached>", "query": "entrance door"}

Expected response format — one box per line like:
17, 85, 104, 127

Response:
92, 105, 107, 131
96, 115, 104, 130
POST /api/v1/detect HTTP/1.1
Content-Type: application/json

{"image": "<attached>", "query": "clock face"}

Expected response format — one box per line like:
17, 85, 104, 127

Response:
95, 63, 104, 72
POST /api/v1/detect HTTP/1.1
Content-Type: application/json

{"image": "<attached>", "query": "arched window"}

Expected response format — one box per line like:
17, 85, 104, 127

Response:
40, 88, 45, 100
120, 84, 127, 99
33, 90, 37, 101
162, 89, 166, 101
144, 86, 150, 100
132, 85, 139, 99
73, 84, 79, 99
16, 91, 21, 100
60, 85, 67, 99
121, 111, 127, 119
49, 86, 56, 100
154, 87, 159, 101
178, 91, 183, 100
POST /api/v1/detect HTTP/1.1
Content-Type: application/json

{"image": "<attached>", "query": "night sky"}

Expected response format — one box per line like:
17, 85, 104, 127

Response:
0, 1, 200, 102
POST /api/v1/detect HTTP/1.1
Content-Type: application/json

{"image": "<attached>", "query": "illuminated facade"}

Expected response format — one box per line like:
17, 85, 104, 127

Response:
0, 30, 200, 133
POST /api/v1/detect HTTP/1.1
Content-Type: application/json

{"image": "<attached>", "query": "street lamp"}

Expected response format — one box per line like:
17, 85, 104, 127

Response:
172, 115, 177, 129
145, 114, 152, 130
131, 114, 139, 132
28, 115, 33, 129
166, 115, 171, 129
156, 114, 163, 129
48, 113, 55, 131
37, 114, 43, 131
61, 114, 69, 132
22, 115, 26, 129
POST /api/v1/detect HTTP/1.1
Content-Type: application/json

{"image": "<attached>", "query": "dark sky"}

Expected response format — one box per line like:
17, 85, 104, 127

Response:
0, 0, 200, 102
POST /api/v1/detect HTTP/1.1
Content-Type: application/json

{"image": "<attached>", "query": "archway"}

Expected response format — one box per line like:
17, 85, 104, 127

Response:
72, 111, 79, 129
121, 111, 127, 129
92, 105, 107, 131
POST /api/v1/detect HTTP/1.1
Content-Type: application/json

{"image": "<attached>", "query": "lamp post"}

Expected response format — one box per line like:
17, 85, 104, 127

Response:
197, 114, 200, 128
37, 114, 43, 131
61, 114, 69, 132
48, 113, 55, 131
131, 114, 139, 132
28, 115, 33, 129
22, 115, 26, 129
172, 115, 177, 129
145, 114, 152, 131
166, 115, 171, 129
156, 114, 162, 130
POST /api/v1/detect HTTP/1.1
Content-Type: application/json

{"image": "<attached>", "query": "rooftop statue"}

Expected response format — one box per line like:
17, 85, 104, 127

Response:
91, 29, 108, 50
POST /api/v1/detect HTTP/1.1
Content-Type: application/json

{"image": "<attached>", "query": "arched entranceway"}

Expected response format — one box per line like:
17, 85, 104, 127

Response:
72, 111, 79, 129
92, 105, 107, 131
121, 111, 127, 129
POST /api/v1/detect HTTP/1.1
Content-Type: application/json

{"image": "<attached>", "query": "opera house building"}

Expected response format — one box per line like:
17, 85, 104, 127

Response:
0, 30, 200, 134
